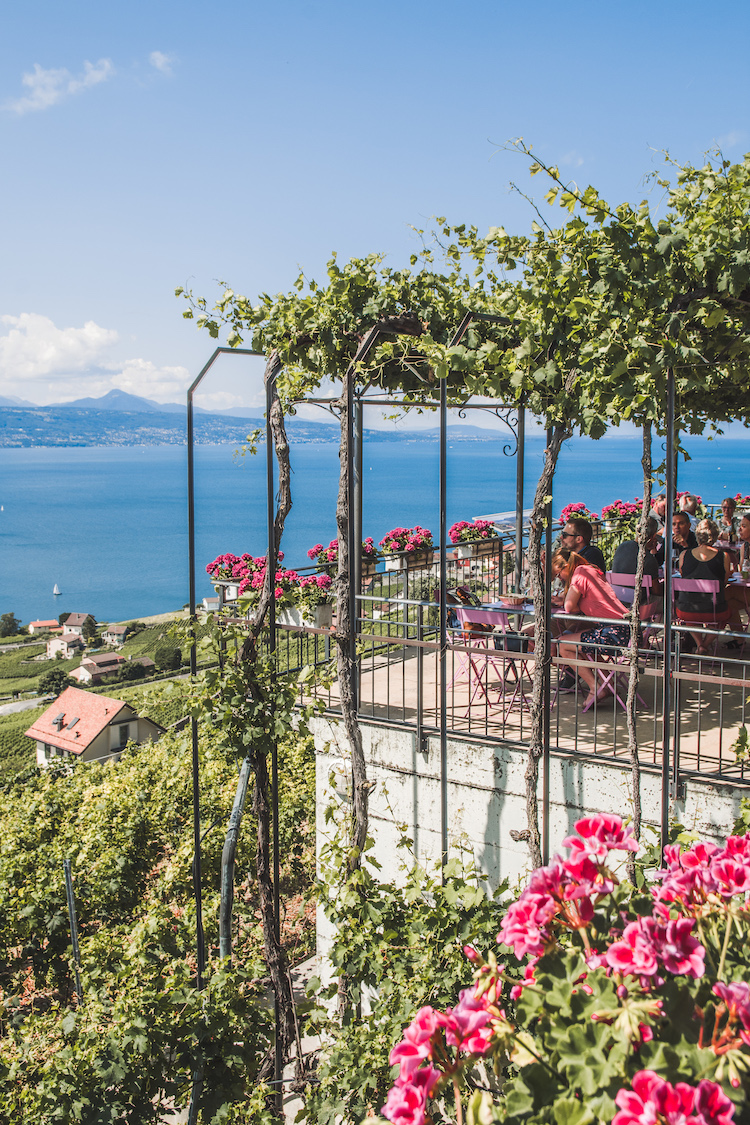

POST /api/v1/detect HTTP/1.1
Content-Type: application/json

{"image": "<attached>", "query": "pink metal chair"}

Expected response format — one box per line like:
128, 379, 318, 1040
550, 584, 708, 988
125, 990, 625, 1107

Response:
454, 606, 532, 718
672, 577, 732, 656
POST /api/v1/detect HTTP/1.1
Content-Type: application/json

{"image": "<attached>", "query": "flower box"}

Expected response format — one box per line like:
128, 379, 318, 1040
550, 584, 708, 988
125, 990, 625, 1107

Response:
213, 580, 241, 602
384, 554, 406, 572
277, 604, 333, 630
456, 538, 500, 560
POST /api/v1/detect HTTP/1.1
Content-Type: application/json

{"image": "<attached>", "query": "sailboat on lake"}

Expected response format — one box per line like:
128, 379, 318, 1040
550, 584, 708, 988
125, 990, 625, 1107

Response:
53, 584, 61, 596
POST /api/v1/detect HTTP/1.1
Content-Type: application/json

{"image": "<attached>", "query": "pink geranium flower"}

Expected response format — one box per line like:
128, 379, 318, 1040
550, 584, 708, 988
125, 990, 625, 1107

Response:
389, 1007, 446, 1079
613, 1071, 719, 1125
497, 892, 556, 959
563, 813, 639, 861
382, 1065, 441, 1125
606, 920, 660, 980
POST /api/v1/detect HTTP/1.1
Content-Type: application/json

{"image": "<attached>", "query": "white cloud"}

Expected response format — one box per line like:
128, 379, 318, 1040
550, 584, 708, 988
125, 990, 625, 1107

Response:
0, 313, 118, 378
0, 313, 189, 404
716, 130, 747, 151
5, 58, 113, 115
116, 358, 190, 401
149, 51, 174, 76
560, 150, 585, 168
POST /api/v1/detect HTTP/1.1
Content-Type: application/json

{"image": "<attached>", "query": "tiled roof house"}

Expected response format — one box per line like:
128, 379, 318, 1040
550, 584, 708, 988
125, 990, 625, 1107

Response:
70, 651, 127, 685
25, 686, 164, 768
63, 613, 95, 636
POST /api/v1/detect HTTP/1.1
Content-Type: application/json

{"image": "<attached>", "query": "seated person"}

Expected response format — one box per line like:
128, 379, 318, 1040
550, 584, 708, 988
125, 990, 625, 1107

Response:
551, 548, 630, 709
724, 515, 750, 634
676, 521, 733, 654
679, 494, 699, 531
718, 497, 739, 544
560, 517, 606, 574
738, 514, 750, 571
611, 517, 662, 611
655, 512, 698, 567
651, 494, 667, 530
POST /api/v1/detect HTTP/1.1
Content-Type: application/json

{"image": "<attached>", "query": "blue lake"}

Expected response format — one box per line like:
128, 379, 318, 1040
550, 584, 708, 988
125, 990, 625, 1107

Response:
0, 431, 747, 625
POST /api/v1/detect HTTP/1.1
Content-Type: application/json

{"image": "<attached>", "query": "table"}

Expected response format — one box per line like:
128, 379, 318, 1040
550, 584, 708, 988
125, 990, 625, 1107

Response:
453, 603, 534, 717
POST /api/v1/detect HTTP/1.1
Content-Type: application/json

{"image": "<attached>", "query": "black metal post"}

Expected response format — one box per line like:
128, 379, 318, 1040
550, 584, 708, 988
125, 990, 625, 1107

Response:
439, 375, 448, 870
63, 859, 83, 1003
346, 370, 358, 705
661, 367, 676, 852
515, 405, 525, 590
265, 371, 283, 1111
353, 399, 363, 610
185, 346, 261, 1125
542, 428, 552, 865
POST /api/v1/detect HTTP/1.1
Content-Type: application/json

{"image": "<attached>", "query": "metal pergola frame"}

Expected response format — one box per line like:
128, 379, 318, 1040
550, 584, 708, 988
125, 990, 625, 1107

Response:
185, 341, 684, 1116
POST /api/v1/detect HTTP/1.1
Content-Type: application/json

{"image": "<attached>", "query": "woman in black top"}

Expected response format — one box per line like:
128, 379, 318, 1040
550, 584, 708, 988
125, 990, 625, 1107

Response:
676, 519, 732, 654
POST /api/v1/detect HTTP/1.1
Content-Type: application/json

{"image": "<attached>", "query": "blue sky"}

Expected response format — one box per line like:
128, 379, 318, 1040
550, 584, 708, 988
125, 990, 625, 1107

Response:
0, 0, 748, 421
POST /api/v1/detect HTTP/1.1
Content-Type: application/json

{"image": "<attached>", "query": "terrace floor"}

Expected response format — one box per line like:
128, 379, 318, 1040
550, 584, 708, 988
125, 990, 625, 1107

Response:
316, 637, 750, 783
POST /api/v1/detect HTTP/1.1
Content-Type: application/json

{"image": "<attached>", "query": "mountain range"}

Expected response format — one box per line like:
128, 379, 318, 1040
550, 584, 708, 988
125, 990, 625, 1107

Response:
0, 389, 506, 447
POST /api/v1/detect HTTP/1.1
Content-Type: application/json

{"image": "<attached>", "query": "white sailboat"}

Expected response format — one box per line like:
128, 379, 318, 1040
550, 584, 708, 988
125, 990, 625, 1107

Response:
53, 584, 61, 595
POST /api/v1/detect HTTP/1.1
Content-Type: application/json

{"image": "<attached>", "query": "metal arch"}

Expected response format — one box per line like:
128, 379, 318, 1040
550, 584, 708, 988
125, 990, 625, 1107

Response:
454, 401, 520, 456
186, 344, 285, 1119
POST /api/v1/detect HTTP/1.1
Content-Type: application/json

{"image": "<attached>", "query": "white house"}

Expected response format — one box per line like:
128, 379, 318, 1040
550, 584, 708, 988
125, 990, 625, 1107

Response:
26, 686, 165, 767
47, 633, 85, 659
101, 624, 128, 646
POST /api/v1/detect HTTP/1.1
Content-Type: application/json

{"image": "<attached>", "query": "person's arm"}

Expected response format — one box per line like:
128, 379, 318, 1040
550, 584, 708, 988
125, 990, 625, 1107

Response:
678, 549, 687, 573
563, 583, 582, 615
723, 551, 732, 581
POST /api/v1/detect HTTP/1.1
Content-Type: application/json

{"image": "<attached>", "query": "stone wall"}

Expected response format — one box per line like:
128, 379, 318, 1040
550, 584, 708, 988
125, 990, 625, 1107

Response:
313, 714, 750, 892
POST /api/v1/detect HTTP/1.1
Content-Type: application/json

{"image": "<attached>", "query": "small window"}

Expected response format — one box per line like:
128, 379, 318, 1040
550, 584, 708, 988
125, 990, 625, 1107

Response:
118, 724, 130, 747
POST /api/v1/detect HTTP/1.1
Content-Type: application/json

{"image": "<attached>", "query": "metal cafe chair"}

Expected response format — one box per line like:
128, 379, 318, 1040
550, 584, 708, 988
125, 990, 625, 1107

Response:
454, 606, 533, 718
672, 577, 732, 656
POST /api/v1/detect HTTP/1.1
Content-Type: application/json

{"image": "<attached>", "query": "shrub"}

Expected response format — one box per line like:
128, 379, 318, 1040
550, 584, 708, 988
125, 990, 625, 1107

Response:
378, 816, 750, 1125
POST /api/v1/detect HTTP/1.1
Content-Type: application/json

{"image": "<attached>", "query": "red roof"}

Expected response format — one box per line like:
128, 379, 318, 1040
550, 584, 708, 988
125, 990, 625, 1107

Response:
30, 620, 59, 628
25, 686, 130, 756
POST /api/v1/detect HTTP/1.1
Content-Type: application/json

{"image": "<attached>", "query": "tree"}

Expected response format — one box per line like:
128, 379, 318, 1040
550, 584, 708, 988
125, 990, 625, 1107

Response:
153, 643, 181, 671
120, 662, 147, 682
58, 612, 70, 627
0, 613, 21, 638
81, 616, 98, 644
38, 669, 73, 696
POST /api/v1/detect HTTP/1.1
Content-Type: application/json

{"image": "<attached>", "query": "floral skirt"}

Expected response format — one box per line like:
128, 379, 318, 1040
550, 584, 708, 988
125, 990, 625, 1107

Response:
580, 622, 631, 658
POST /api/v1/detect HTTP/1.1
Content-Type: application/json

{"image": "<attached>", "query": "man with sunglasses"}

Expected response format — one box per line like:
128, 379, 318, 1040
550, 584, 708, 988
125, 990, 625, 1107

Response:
560, 518, 606, 574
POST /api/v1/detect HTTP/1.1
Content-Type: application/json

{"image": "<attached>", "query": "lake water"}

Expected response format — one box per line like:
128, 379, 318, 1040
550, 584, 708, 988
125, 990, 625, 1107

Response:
1, 431, 748, 625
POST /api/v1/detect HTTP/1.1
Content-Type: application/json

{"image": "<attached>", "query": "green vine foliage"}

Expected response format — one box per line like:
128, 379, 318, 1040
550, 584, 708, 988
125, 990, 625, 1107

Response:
0, 677, 316, 1122
303, 805, 509, 1125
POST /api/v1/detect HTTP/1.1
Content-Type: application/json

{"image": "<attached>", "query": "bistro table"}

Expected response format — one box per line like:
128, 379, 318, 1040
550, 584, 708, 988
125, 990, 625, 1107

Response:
453, 602, 534, 717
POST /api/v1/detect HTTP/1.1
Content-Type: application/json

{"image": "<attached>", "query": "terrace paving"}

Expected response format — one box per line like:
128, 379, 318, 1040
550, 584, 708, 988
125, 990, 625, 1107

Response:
315, 636, 750, 783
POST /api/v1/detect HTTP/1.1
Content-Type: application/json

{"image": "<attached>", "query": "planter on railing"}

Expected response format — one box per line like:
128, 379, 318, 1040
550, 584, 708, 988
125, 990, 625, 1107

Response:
212, 579, 241, 603
383, 549, 433, 571
277, 604, 333, 630
455, 537, 501, 560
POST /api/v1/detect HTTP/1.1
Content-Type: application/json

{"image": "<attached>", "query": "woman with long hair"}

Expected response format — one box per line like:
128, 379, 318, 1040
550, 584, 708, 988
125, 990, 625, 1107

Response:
551, 548, 629, 708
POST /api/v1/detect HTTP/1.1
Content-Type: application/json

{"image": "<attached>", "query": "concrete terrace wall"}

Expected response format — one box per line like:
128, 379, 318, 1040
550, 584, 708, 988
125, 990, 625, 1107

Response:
312, 714, 750, 894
